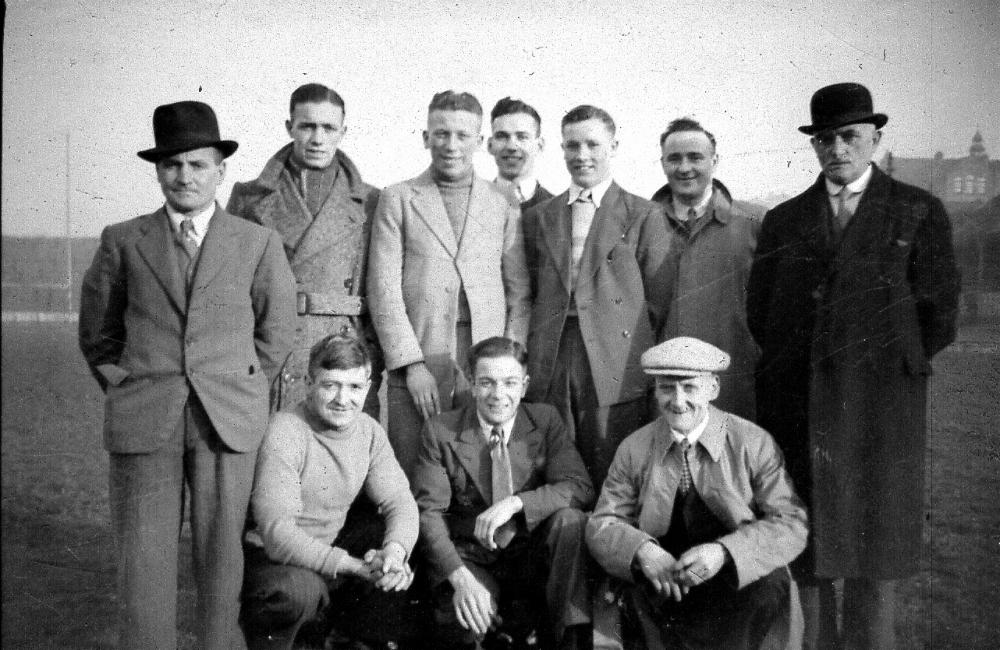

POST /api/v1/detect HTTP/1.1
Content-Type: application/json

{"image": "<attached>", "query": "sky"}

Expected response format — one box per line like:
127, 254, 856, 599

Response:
3, 0, 998, 237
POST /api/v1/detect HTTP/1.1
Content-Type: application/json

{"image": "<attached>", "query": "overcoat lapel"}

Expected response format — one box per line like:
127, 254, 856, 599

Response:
411, 170, 459, 257
292, 172, 363, 268
271, 172, 315, 253
191, 207, 239, 292
539, 193, 573, 293
135, 209, 186, 314
448, 407, 492, 502
831, 168, 892, 270
456, 178, 490, 256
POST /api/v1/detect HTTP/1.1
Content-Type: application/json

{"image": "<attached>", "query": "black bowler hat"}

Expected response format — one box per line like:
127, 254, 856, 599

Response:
137, 101, 239, 162
798, 83, 888, 135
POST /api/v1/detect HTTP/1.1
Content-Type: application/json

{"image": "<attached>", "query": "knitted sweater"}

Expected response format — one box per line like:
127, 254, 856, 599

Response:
246, 403, 418, 576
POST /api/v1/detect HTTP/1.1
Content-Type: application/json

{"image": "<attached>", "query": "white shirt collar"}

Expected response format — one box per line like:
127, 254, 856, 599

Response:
477, 410, 516, 445
496, 176, 538, 202
670, 410, 710, 448
567, 175, 614, 208
825, 163, 874, 197
165, 202, 215, 246
672, 185, 714, 221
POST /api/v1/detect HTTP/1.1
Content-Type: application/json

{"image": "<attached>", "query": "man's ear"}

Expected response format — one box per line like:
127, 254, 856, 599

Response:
285, 119, 294, 138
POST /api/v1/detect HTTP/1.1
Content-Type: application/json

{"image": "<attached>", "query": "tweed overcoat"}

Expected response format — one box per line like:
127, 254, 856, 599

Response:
652, 179, 763, 421
522, 183, 673, 407
226, 146, 382, 409
746, 165, 960, 578
78, 206, 297, 454
367, 168, 531, 395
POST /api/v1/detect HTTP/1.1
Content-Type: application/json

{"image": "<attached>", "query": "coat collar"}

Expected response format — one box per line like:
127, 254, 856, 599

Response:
655, 405, 727, 464
653, 179, 735, 227
253, 143, 370, 202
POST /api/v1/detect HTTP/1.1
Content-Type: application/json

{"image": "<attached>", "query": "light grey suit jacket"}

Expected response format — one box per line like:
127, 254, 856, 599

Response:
367, 168, 531, 393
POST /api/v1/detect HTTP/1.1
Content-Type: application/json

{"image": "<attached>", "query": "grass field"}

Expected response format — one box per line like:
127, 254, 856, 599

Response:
2, 322, 999, 648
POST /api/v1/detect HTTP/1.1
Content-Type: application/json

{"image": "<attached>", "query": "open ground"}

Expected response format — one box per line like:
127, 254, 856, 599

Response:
2, 322, 998, 649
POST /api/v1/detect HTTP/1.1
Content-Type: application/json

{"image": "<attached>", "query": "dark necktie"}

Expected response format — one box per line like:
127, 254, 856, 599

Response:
177, 218, 199, 284
489, 425, 516, 548
679, 438, 693, 495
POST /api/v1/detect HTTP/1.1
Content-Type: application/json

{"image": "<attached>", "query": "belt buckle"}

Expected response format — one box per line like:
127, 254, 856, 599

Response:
296, 292, 309, 315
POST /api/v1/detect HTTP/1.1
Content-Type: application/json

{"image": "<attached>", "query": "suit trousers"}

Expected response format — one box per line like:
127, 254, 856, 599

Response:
432, 507, 591, 649
548, 317, 648, 490
108, 392, 255, 650
387, 322, 473, 479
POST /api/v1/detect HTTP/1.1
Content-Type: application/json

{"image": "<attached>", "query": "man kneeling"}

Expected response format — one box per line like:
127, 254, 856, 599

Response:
587, 337, 808, 649
241, 335, 418, 649
413, 337, 595, 649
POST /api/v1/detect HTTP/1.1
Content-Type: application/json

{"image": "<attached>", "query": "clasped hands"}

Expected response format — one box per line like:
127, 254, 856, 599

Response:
340, 542, 414, 592
634, 541, 727, 602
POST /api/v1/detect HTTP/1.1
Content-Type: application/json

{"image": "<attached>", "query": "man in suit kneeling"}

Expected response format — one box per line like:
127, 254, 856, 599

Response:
413, 337, 595, 649
587, 337, 808, 650
241, 335, 419, 650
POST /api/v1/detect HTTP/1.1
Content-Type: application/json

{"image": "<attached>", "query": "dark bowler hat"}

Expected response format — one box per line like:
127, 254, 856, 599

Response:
798, 82, 888, 135
137, 101, 239, 162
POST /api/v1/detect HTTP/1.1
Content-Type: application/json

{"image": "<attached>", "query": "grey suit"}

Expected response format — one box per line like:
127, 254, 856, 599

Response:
79, 206, 296, 649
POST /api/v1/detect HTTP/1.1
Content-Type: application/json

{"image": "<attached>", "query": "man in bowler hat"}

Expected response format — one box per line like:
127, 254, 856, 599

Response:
747, 83, 960, 649
79, 101, 296, 649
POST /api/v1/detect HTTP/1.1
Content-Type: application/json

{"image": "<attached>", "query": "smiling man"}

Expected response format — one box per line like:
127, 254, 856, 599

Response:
413, 336, 594, 650
242, 335, 418, 650
747, 83, 960, 649
488, 97, 553, 211
587, 337, 807, 650
79, 101, 296, 649
522, 104, 673, 489
368, 91, 531, 478
227, 84, 384, 418
651, 118, 764, 420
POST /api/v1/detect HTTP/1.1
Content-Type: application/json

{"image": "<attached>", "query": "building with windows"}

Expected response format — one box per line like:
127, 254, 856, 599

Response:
883, 132, 1000, 311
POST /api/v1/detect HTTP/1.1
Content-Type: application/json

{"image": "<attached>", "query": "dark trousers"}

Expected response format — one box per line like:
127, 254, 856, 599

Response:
386, 322, 473, 480
240, 499, 419, 650
625, 568, 790, 650
548, 317, 648, 489
432, 508, 591, 649
109, 395, 255, 650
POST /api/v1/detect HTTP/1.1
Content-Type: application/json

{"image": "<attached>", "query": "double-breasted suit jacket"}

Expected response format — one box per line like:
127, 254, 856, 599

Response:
412, 402, 594, 585
746, 165, 960, 578
227, 146, 382, 411
367, 169, 532, 396
79, 206, 297, 453
522, 183, 673, 408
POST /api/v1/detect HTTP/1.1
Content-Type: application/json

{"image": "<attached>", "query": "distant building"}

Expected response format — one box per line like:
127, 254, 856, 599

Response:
883, 131, 1000, 304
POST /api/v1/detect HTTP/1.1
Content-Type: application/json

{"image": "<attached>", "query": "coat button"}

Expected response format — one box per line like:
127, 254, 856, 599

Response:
344, 278, 353, 291
622, 329, 630, 337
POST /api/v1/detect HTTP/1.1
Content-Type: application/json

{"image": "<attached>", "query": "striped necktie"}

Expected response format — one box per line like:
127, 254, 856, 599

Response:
570, 189, 595, 288
679, 438, 693, 495
489, 425, 516, 548
177, 218, 199, 284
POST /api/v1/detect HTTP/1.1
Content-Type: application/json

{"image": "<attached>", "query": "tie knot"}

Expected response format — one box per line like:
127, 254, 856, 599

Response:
180, 218, 195, 237
680, 438, 691, 452
576, 189, 592, 203
489, 426, 504, 448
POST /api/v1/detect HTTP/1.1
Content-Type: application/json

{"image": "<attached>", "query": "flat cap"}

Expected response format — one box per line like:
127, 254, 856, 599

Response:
641, 337, 730, 377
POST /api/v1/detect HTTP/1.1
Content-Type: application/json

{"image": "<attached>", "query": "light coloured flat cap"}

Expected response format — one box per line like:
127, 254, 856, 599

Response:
641, 336, 731, 376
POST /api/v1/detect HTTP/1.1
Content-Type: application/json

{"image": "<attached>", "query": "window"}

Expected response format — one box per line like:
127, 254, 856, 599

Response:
977, 177, 987, 194
965, 175, 975, 193
952, 176, 963, 193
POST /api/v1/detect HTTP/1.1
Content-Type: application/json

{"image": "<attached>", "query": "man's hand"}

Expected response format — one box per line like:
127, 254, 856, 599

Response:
448, 566, 497, 638
337, 555, 378, 582
474, 496, 522, 550
672, 542, 727, 588
406, 362, 440, 420
363, 542, 414, 592
634, 541, 687, 602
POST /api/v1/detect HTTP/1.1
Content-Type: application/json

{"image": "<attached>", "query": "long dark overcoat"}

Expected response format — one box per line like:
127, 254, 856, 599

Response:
746, 165, 959, 579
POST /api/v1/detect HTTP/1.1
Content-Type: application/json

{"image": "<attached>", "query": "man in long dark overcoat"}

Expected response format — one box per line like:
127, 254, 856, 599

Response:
746, 83, 960, 650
